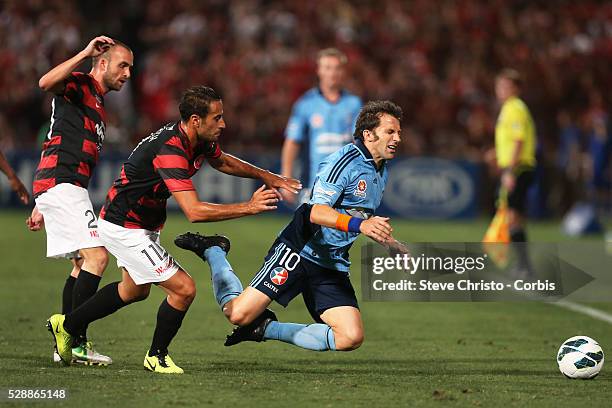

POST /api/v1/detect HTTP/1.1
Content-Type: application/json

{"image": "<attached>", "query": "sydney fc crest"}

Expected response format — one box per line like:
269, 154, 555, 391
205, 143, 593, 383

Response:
354, 179, 367, 198
310, 114, 324, 128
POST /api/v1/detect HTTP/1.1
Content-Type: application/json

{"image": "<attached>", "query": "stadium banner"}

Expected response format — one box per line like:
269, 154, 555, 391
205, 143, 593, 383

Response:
378, 158, 480, 219
0, 152, 480, 219
360, 242, 612, 302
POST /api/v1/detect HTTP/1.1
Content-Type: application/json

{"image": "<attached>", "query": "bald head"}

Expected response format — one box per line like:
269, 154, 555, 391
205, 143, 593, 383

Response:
92, 41, 131, 67
91, 41, 133, 93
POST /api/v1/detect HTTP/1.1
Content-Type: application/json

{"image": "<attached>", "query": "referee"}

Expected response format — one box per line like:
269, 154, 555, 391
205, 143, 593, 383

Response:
494, 69, 536, 275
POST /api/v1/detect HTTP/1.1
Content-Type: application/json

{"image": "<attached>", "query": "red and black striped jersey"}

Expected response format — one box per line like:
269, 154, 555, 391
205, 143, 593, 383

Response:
100, 121, 221, 231
33, 72, 106, 198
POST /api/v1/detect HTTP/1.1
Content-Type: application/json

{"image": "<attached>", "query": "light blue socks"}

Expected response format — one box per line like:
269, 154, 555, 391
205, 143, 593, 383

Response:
204, 246, 243, 308
205, 246, 336, 352
264, 321, 336, 351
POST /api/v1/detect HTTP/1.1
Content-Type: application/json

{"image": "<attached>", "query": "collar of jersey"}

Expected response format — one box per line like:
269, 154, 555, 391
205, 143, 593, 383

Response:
353, 139, 386, 172
176, 120, 194, 157
87, 73, 105, 96
316, 87, 346, 104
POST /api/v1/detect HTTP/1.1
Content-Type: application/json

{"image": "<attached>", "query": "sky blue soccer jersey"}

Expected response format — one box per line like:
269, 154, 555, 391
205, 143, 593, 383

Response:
285, 88, 362, 188
300, 139, 388, 272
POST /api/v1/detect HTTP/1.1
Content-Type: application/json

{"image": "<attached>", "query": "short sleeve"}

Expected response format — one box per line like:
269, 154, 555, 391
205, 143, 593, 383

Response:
285, 100, 308, 142
63, 73, 85, 103
309, 164, 353, 207
505, 105, 528, 141
153, 136, 195, 192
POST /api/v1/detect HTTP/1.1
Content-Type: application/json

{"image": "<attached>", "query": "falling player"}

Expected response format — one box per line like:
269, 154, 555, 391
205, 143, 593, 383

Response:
176, 100, 407, 352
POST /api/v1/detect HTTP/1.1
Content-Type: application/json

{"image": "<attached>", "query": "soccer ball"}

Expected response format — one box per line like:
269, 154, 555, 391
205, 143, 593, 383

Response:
557, 336, 604, 379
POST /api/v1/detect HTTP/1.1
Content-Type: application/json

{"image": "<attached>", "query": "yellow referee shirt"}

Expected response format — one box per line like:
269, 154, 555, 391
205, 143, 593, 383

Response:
495, 96, 536, 168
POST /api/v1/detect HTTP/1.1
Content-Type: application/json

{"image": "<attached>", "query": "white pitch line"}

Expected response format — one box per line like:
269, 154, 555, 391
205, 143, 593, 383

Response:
552, 300, 612, 325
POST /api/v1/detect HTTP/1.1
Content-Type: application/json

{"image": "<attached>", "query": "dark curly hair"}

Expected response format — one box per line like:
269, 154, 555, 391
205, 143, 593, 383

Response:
353, 100, 403, 141
179, 86, 222, 121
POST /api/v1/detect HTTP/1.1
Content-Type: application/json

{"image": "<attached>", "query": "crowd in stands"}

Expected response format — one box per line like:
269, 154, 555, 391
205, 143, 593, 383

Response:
1, 0, 610, 208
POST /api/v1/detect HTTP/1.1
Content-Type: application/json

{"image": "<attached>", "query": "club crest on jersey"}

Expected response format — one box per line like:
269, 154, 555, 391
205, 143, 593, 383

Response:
354, 179, 367, 197
310, 114, 324, 128
194, 155, 205, 169
269, 267, 288, 285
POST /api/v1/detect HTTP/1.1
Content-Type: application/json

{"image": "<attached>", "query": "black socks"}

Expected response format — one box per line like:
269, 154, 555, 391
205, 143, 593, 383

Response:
64, 282, 128, 337
149, 299, 187, 356
72, 270, 102, 343
62, 276, 76, 315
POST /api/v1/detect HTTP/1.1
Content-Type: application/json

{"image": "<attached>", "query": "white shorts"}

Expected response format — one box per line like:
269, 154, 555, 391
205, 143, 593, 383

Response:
35, 183, 102, 258
98, 218, 181, 285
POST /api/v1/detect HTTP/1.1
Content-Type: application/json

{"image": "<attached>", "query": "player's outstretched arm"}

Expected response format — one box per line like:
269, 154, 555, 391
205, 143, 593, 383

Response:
309, 204, 393, 244
38, 35, 115, 94
172, 185, 278, 223
0, 149, 29, 205
280, 139, 301, 203
208, 152, 301, 199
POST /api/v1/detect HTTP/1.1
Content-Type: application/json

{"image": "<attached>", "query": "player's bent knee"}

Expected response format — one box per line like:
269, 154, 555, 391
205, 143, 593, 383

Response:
81, 248, 109, 274
227, 310, 248, 326
98, 251, 109, 269
175, 279, 197, 306
334, 329, 364, 351
123, 285, 150, 303
227, 306, 255, 327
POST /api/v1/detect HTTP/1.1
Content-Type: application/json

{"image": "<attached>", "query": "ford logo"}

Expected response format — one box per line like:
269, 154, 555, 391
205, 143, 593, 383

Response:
383, 158, 474, 218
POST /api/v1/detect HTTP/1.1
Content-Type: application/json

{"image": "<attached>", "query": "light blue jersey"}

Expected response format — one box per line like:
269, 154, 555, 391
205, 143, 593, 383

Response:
285, 88, 362, 188
300, 140, 388, 272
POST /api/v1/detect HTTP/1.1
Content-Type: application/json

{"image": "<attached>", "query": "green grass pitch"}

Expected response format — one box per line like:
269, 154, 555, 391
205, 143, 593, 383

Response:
1, 209, 611, 407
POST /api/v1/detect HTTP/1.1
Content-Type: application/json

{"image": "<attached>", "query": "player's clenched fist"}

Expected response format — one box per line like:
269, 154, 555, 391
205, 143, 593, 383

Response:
26, 206, 44, 231
246, 185, 279, 214
82, 36, 115, 58
360, 216, 392, 244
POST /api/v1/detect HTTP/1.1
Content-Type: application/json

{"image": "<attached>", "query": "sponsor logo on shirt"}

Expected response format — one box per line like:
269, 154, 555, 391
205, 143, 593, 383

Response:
269, 267, 288, 285
263, 281, 278, 293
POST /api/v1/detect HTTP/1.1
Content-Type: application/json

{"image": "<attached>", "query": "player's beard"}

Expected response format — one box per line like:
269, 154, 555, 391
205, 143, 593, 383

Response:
197, 130, 220, 143
103, 71, 122, 91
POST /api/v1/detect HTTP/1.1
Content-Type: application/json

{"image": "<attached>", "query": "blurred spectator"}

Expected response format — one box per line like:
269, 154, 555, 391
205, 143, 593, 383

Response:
0, 0, 610, 176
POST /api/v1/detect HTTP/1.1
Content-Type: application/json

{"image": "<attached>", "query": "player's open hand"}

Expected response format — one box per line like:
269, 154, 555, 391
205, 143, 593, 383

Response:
82, 36, 115, 58
360, 216, 393, 244
247, 185, 279, 214
384, 237, 410, 256
26, 206, 44, 231
9, 176, 30, 205
262, 171, 302, 201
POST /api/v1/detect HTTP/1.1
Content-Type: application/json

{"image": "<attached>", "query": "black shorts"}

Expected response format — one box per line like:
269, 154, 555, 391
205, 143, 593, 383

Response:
249, 239, 358, 322
506, 169, 535, 215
